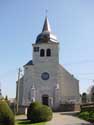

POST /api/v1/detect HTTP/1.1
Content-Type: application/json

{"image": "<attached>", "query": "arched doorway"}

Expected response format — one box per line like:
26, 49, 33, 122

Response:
42, 95, 49, 106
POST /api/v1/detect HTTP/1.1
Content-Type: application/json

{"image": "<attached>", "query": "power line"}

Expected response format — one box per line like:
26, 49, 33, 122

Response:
63, 60, 94, 65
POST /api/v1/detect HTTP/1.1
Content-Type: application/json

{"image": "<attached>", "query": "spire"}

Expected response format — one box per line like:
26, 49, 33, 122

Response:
42, 16, 51, 32
36, 16, 58, 44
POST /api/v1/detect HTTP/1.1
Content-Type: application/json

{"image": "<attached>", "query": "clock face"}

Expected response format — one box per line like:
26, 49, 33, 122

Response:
41, 72, 49, 80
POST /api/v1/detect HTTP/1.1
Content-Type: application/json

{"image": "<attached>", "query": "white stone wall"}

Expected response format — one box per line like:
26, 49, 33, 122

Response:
22, 65, 34, 105
22, 42, 59, 107
32, 42, 59, 107
20, 41, 80, 109
22, 63, 80, 107
33, 62, 59, 105
32, 42, 59, 64
58, 65, 80, 104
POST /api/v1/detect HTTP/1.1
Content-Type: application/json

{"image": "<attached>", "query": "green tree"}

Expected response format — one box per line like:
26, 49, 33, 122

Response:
5, 95, 10, 105
0, 100, 15, 125
82, 92, 87, 103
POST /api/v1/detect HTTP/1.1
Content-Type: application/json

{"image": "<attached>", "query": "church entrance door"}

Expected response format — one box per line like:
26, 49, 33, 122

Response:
42, 95, 49, 106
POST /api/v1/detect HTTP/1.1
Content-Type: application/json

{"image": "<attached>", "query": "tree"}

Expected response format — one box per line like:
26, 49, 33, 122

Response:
4, 95, 10, 105
88, 85, 94, 102
82, 92, 87, 103
5, 95, 8, 100
0, 100, 15, 125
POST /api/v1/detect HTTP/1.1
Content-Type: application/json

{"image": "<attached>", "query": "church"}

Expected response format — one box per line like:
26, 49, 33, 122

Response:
16, 17, 80, 112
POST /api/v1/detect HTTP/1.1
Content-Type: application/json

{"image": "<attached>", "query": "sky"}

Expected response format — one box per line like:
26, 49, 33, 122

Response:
0, 0, 94, 98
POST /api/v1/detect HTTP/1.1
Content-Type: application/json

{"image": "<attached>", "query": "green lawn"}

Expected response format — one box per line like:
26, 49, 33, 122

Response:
16, 120, 46, 125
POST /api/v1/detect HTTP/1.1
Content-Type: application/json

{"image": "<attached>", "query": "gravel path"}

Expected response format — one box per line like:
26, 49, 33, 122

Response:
15, 115, 26, 120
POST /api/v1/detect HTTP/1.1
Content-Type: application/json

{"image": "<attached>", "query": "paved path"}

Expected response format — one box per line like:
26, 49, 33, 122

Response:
15, 113, 91, 125
46, 113, 90, 125
15, 115, 26, 120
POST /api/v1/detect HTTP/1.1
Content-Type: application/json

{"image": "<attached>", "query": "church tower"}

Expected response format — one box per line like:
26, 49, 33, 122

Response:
21, 17, 60, 108
32, 16, 59, 64
31, 17, 60, 108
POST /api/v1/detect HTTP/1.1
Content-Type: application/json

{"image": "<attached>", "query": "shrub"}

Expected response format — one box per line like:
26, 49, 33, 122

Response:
0, 100, 15, 125
27, 102, 53, 123
79, 111, 89, 120
38, 105, 53, 121
27, 101, 42, 120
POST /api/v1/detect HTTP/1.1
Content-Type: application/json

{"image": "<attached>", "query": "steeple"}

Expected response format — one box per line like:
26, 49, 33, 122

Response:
42, 16, 51, 32
36, 16, 57, 44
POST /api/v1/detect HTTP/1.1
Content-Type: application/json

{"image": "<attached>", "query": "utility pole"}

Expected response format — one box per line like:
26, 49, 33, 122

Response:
0, 82, 2, 99
16, 68, 22, 114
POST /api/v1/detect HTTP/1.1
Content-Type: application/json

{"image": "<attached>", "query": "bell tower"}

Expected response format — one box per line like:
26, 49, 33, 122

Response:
22, 17, 60, 108
32, 17, 59, 65
31, 17, 60, 107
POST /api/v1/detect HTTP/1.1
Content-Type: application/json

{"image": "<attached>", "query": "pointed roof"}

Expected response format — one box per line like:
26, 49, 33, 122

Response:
42, 16, 51, 32
35, 17, 58, 44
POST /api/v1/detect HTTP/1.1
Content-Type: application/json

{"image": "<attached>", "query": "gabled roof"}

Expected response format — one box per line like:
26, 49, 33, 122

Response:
24, 60, 33, 66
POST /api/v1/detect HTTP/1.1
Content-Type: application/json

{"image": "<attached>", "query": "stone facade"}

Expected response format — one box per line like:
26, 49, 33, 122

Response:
16, 17, 80, 111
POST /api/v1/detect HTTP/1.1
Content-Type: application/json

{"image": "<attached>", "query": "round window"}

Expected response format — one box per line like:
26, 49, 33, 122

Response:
41, 72, 49, 80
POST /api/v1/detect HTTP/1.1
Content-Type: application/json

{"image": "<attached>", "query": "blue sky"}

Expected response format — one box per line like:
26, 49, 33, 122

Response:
0, 0, 94, 98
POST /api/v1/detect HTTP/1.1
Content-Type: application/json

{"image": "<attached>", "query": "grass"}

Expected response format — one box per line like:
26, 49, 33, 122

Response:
16, 119, 46, 125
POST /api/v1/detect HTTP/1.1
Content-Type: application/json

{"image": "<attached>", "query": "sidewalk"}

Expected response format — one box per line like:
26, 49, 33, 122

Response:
15, 112, 91, 125
46, 113, 90, 125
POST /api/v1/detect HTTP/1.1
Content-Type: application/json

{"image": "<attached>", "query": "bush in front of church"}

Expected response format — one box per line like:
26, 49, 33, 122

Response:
0, 100, 15, 125
27, 102, 53, 123
27, 101, 42, 120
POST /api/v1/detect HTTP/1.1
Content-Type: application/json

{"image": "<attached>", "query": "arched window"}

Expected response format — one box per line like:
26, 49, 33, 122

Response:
46, 49, 51, 56
40, 49, 45, 57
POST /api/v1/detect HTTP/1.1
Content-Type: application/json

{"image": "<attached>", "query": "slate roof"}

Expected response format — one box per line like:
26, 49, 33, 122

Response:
24, 60, 33, 66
